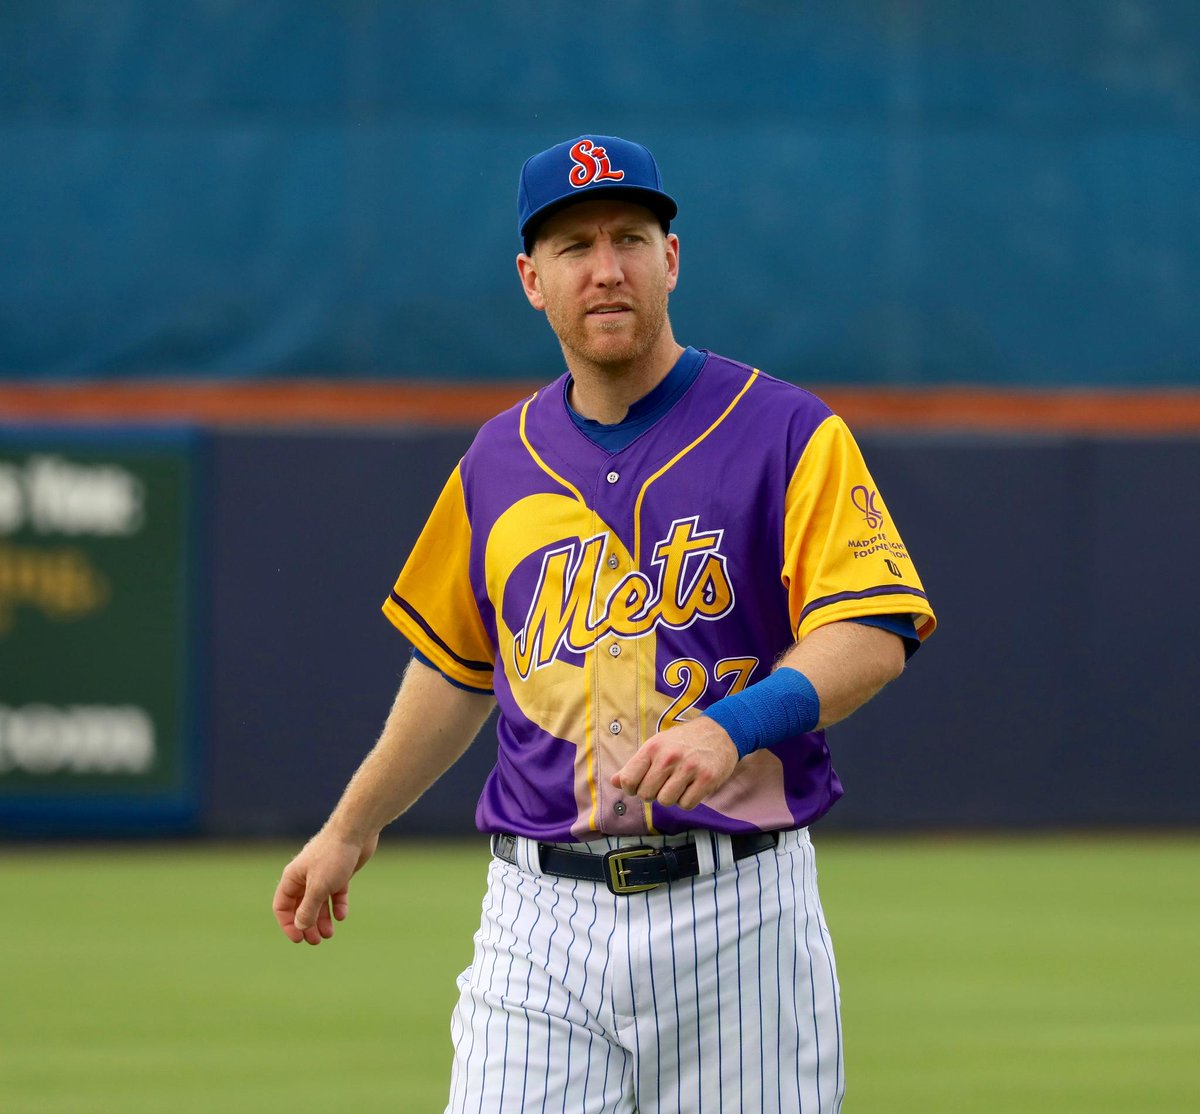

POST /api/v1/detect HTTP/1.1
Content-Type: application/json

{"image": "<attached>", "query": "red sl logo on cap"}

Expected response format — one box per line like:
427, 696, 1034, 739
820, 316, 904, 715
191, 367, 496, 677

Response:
568, 140, 625, 188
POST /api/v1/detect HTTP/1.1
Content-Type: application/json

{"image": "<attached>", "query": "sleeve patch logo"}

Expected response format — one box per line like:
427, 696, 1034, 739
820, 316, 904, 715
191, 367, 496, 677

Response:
513, 516, 734, 679
851, 485, 884, 530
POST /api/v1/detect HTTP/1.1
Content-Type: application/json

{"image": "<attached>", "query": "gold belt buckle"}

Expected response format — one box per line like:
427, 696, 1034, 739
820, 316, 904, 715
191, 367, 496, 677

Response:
603, 847, 662, 895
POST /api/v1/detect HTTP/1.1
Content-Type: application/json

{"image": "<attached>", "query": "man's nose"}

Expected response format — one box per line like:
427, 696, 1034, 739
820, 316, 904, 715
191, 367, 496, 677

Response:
591, 240, 624, 286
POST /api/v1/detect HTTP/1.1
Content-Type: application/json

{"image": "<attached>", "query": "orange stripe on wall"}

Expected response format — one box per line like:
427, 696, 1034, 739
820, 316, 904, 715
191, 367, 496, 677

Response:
0, 380, 540, 428
1, 380, 1200, 433
818, 386, 1200, 434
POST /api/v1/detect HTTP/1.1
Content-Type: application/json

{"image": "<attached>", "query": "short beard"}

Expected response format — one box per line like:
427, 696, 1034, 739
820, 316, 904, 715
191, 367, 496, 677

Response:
547, 290, 670, 373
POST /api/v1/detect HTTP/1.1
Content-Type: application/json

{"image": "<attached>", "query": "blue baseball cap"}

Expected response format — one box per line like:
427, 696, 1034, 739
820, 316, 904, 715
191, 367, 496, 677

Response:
518, 135, 678, 253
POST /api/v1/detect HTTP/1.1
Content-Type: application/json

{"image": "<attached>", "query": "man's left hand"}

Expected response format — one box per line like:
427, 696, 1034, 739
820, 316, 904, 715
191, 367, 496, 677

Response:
611, 717, 739, 810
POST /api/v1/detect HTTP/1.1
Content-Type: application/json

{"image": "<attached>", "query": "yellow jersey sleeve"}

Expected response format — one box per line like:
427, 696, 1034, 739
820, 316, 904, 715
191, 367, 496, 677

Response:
382, 464, 495, 690
782, 415, 936, 642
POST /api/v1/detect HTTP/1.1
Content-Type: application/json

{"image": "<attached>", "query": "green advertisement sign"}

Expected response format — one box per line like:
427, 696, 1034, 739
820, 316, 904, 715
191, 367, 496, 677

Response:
0, 430, 202, 832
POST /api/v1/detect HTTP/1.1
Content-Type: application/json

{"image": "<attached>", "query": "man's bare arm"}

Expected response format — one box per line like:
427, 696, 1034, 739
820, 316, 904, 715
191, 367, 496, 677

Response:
782, 619, 907, 729
272, 658, 495, 945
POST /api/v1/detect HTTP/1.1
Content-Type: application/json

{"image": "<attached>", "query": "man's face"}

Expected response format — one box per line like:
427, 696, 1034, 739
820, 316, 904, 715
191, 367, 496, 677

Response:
517, 199, 680, 371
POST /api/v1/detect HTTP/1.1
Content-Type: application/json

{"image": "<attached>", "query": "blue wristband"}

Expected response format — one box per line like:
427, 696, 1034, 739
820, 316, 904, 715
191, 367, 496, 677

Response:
701, 668, 821, 759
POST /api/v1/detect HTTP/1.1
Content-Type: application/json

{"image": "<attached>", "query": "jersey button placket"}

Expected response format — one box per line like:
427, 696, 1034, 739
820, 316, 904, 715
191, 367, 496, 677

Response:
591, 464, 642, 834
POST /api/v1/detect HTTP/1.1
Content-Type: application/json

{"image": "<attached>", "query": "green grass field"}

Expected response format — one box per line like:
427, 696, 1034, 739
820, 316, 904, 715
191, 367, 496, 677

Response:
1, 835, 1196, 1113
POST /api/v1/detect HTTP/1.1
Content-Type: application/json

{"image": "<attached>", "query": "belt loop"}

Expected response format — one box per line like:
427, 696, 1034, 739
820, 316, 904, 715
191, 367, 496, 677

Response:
712, 832, 736, 873
495, 833, 545, 876
693, 831, 717, 877
514, 834, 543, 875
777, 827, 807, 854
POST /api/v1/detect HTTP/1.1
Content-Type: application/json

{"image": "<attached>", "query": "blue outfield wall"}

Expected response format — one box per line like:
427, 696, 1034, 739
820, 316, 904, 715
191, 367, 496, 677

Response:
199, 428, 1200, 837
3, 423, 1196, 835
2, 1, 1199, 385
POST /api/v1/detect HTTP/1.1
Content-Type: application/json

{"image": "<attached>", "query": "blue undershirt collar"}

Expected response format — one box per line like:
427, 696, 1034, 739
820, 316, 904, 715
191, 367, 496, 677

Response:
564, 346, 707, 453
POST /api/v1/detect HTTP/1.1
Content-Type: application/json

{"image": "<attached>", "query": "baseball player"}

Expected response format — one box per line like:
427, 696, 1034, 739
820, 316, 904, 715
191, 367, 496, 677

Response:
273, 135, 936, 1113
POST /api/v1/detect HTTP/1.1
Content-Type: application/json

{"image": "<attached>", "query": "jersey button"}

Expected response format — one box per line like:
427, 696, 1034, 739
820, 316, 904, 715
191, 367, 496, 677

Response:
613, 800, 627, 816
606, 471, 620, 484
607, 554, 619, 569
608, 643, 621, 658
609, 720, 622, 735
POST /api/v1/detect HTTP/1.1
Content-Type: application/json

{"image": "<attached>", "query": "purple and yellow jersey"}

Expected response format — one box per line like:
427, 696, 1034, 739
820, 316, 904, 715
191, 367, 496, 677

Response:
383, 352, 935, 841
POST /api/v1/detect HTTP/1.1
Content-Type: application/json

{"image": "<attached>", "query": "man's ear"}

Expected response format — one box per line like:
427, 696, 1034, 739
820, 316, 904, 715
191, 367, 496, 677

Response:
664, 232, 680, 294
516, 253, 545, 311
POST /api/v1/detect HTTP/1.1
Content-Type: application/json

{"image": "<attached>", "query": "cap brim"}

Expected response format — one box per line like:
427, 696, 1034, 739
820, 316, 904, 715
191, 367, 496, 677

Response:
521, 186, 678, 248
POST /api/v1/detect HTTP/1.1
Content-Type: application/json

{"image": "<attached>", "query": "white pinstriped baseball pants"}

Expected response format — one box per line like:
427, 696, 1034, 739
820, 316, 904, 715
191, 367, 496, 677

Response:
445, 828, 844, 1113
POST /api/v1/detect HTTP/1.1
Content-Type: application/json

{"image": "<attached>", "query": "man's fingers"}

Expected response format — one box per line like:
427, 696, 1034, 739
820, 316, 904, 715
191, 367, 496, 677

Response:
283, 864, 331, 941
293, 896, 331, 945
322, 893, 340, 932
611, 723, 738, 807
654, 767, 694, 808
612, 740, 700, 803
294, 890, 326, 933
273, 838, 368, 947
315, 898, 336, 941
630, 754, 675, 802
611, 746, 653, 793
676, 778, 712, 811
272, 869, 308, 942
301, 916, 326, 946
276, 919, 305, 944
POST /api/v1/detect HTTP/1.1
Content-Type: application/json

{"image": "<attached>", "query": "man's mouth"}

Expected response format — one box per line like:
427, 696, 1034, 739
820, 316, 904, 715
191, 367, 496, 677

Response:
588, 304, 632, 316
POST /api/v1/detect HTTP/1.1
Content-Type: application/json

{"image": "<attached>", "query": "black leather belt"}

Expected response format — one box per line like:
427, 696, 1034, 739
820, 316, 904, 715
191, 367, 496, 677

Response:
493, 831, 780, 895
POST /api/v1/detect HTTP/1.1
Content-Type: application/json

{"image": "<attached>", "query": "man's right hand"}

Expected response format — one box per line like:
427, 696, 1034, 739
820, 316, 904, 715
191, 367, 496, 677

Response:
272, 830, 379, 945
